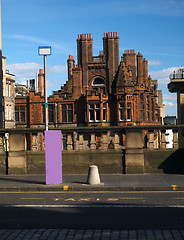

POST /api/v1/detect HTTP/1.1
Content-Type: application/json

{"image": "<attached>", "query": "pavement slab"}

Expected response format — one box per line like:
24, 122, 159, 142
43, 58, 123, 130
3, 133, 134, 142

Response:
0, 229, 184, 240
0, 174, 184, 192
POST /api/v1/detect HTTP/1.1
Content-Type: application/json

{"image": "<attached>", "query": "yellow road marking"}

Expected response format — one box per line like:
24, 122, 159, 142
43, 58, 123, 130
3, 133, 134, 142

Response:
64, 198, 76, 201
107, 198, 119, 201
78, 198, 91, 201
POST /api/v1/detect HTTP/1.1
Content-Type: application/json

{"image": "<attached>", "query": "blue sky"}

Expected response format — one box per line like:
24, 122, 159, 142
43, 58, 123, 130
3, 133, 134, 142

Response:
2, 0, 184, 116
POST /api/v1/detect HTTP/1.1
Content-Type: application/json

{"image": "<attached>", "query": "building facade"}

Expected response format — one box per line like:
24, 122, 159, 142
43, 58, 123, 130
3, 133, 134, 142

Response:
2, 56, 15, 128
15, 32, 163, 131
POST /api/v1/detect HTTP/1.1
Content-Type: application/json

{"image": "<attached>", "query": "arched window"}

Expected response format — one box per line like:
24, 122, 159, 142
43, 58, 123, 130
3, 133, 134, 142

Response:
92, 78, 105, 86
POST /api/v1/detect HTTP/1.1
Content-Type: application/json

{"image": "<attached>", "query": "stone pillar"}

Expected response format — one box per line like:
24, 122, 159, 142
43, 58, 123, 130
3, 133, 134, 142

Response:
90, 133, 96, 150
173, 130, 178, 149
79, 133, 84, 150
102, 133, 108, 150
125, 128, 144, 174
148, 130, 154, 149
43, 133, 45, 150
73, 131, 77, 151
32, 133, 37, 151
8, 133, 27, 174
67, 133, 73, 151
0, 134, 4, 152
114, 133, 120, 150
177, 93, 184, 148
37, 132, 44, 150
161, 130, 166, 149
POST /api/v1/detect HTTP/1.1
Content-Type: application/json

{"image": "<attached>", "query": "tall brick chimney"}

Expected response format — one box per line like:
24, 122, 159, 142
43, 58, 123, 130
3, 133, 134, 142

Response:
67, 55, 75, 81
77, 33, 93, 67
137, 52, 144, 84
103, 32, 119, 93
143, 58, 148, 87
38, 69, 44, 96
123, 49, 136, 82
77, 33, 93, 90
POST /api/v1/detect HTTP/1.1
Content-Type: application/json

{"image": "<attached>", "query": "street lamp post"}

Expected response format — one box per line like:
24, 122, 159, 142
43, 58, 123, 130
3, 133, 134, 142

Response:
0, 0, 3, 129
38, 46, 51, 131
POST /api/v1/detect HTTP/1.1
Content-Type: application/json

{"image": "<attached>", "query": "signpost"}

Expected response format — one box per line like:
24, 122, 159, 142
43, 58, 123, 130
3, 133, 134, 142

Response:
0, 0, 3, 128
38, 46, 51, 131
38, 47, 62, 185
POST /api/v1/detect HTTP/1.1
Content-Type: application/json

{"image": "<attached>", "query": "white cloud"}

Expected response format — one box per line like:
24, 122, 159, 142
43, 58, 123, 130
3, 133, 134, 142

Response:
148, 60, 161, 66
48, 65, 67, 74
6, 62, 67, 85
163, 94, 177, 101
163, 101, 176, 107
149, 67, 179, 84
5, 34, 68, 52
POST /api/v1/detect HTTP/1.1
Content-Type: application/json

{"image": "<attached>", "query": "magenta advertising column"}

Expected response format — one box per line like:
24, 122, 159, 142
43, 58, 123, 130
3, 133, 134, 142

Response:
45, 130, 62, 185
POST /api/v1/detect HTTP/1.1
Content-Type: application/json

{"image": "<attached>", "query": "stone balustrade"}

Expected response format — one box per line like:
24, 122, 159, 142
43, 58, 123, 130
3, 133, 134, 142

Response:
0, 125, 180, 153
0, 125, 182, 175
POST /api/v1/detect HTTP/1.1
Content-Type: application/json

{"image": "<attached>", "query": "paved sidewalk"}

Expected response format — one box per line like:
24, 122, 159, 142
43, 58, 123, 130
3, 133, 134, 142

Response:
0, 174, 184, 191
0, 229, 183, 240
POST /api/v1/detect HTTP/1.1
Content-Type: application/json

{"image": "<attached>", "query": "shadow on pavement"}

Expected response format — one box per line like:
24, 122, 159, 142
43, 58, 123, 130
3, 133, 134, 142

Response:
0, 177, 45, 185
1, 202, 184, 230
158, 148, 184, 174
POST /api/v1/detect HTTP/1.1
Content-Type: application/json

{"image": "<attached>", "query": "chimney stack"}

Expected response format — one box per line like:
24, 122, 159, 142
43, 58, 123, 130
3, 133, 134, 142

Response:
38, 69, 44, 96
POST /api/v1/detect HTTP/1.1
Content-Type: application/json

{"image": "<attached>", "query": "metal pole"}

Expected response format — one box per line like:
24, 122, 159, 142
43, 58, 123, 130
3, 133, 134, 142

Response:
44, 55, 48, 131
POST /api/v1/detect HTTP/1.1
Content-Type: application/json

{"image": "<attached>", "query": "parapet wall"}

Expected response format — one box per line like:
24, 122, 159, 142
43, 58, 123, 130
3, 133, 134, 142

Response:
0, 125, 182, 175
0, 149, 180, 175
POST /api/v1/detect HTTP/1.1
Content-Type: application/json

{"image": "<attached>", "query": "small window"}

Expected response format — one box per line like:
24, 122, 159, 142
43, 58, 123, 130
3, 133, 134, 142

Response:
20, 106, 25, 122
9, 105, 11, 120
89, 104, 94, 122
68, 104, 73, 123
49, 105, 54, 123
103, 103, 107, 121
6, 105, 8, 120
151, 99, 154, 121
140, 94, 144, 121
6, 84, 8, 97
95, 104, 100, 121
119, 103, 125, 121
147, 96, 149, 121
42, 105, 45, 123
9, 84, 11, 97
127, 102, 131, 121
15, 106, 25, 123
61, 104, 73, 123
62, 104, 67, 122
156, 109, 159, 122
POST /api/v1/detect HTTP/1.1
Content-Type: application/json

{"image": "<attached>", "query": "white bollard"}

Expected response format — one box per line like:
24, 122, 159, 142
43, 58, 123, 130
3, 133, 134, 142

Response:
87, 165, 101, 185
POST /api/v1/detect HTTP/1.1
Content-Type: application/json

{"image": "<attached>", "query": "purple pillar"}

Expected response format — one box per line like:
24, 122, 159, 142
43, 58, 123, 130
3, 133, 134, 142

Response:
45, 130, 62, 185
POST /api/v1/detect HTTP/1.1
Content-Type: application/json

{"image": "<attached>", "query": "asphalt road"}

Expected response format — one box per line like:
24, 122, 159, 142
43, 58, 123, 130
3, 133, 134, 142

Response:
1, 191, 184, 229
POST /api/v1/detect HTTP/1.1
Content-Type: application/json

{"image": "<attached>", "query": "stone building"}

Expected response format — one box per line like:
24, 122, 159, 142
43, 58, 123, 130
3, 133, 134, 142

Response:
15, 32, 162, 129
168, 67, 184, 147
2, 56, 15, 128
14, 32, 164, 150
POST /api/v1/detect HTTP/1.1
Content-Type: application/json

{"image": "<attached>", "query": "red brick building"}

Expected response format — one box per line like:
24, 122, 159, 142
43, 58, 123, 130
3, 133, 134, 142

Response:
15, 32, 161, 130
